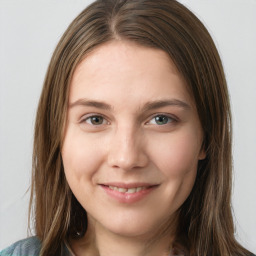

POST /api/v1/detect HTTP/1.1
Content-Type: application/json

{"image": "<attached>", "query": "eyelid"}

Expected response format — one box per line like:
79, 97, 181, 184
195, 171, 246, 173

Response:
78, 112, 178, 126
79, 113, 109, 125
146, 113, 178, 125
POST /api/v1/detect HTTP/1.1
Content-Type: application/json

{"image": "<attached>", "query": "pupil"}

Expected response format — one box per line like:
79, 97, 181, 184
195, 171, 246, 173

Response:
155, 115, 168, 125
91, 116, 103, 125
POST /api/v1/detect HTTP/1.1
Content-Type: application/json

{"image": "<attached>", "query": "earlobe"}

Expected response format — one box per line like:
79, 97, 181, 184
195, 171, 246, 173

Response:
198, 149, 206, 160
198, 140, 206, 160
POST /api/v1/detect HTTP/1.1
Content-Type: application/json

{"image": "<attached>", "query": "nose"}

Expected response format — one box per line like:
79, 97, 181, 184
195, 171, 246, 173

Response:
107, 126, 149, 171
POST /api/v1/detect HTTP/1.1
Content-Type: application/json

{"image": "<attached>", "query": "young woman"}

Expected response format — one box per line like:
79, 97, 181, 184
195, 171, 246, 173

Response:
0, 0, 254, 255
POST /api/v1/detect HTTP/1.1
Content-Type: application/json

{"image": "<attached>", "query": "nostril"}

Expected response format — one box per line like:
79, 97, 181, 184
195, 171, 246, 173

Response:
106, 133, 149, 170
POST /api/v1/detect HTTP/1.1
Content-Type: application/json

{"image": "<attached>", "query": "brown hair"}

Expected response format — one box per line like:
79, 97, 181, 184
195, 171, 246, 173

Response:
30, 0, 252, 255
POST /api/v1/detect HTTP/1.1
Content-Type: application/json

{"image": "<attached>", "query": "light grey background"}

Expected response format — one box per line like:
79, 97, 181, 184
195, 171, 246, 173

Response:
0, 0, 255, 252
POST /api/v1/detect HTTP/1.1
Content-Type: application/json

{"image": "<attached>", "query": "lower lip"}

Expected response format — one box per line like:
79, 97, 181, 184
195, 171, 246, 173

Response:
100, 185, 158, 204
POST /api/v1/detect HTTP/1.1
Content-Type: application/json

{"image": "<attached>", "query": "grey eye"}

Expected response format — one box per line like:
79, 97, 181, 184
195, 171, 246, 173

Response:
154, 115, 170, 125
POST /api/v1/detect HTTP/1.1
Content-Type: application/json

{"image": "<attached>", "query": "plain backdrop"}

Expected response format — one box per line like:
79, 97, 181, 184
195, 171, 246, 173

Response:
0, 0, 256, 253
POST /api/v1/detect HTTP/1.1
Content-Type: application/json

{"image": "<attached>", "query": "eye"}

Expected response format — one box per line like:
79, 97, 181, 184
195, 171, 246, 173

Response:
148, 114, 175, 125
82, 115, 108, 125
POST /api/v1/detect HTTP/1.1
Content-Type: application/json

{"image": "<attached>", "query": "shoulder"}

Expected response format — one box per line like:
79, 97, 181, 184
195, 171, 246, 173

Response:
0, 237, 41, 256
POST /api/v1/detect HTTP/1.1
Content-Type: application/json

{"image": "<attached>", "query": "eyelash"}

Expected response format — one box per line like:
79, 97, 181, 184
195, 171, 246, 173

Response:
80, 113, 177, 127
146, 114, 177, 126
80, 114, 109, 126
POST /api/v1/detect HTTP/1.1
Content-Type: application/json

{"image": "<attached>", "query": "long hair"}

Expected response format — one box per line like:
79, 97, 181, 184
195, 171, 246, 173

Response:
29, 0, 252, 255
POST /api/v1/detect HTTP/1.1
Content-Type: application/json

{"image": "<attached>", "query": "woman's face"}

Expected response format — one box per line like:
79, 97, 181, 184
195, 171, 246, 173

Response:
62, 41, 205, 238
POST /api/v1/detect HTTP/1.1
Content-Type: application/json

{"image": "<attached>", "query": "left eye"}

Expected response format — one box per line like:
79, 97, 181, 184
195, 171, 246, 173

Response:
148, 115, 174, 125
83, 115, 108, 125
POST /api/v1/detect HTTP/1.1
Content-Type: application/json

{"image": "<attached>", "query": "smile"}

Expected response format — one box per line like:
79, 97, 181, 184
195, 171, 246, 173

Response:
100, 183, 159, 203
107, 186, 147, 193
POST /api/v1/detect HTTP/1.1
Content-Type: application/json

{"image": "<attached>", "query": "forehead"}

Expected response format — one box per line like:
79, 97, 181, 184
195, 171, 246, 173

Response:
73, 40, 180, 82
69, 41, 193, 109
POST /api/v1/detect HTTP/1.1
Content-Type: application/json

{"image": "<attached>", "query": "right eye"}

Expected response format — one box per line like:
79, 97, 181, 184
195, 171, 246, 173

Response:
82, 115, 108, 126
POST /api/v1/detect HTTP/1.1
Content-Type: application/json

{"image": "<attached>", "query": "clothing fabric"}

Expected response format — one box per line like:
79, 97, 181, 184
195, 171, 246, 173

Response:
0, 237, 70, 256
0, 237, 255, 256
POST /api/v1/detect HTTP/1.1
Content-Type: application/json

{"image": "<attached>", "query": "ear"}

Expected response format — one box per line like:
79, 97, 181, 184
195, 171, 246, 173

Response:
198, 140, 206, 160
198, 149, 206, 160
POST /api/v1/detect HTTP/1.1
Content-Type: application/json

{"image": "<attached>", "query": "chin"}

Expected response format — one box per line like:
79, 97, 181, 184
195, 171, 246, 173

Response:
107, 223, 154, 238
97, 210, 170, 239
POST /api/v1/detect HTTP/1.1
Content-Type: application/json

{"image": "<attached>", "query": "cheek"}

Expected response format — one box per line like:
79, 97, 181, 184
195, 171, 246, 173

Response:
147, 130, 201, 212
148, 130, 202, 177
61, 128, 105, 183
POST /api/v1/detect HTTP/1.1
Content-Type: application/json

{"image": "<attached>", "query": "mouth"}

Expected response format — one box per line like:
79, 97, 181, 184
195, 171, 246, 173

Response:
102, 185, 154, 194
99, 183, 159, 203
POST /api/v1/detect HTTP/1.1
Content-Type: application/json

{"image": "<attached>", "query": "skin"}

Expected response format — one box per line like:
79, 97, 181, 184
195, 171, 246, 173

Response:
62, 41, 205, 256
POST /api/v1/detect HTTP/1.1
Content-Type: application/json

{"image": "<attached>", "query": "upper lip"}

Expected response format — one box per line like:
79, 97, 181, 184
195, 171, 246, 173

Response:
99, 182, 159, 189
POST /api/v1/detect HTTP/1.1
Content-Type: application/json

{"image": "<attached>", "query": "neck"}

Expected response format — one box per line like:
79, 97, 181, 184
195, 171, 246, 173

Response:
95, 226, 172, 256
69, 216, 176, 256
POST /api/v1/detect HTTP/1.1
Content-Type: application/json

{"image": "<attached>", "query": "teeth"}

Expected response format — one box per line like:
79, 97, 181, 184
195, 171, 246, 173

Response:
127, 188, 136, 193
136, 187, 143, 192
108, 186, 147, 193
118, 187, 127, 193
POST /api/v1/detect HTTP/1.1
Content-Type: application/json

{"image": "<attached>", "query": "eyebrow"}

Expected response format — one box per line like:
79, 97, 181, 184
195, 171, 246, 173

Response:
69, 98, 112, 110
69, 98, 190, 111
141, 99, 191, 112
